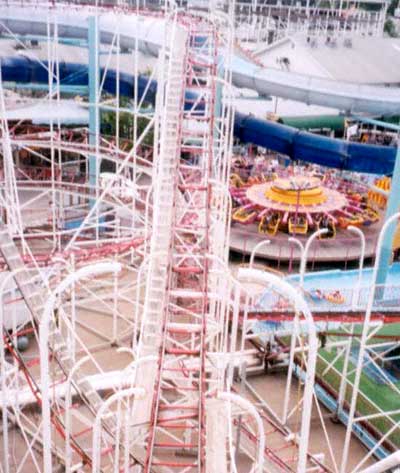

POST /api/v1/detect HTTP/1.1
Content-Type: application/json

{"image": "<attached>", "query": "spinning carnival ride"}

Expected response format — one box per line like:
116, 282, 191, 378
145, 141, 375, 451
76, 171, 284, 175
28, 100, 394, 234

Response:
231, 173, 380, 238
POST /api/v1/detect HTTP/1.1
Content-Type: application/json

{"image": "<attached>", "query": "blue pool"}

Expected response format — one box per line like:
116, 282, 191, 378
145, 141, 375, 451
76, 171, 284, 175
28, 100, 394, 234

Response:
253, 264, 400, 388
256, 263, 400, 313
287, 262, 400, 293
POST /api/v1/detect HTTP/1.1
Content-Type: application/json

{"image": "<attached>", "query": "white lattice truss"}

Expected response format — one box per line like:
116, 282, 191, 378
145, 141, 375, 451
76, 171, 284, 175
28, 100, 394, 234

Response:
0, 3, 399, 473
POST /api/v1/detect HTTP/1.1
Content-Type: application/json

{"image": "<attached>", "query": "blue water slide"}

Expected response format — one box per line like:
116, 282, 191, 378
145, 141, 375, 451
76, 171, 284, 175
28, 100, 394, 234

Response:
0, 4, 398, 175
1, 56, 396, 175
234, 112, 397, 175
0, 56, 201, 111
1, 56, 159, 102
2, 5, 400, 115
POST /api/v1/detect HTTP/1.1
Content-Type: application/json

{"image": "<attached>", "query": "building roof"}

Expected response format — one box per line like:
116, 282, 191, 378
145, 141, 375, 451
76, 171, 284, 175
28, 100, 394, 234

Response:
256, 35, 400, 85
0, 39, 156, 75
0, 99, 88, 125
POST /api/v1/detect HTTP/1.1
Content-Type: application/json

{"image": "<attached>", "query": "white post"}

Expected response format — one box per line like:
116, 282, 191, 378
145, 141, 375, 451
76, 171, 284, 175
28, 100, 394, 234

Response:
92, 387, 145, 473
237, 268, 318, 473
358, 451, 400, 473
217, 391, 265, 473
340, 212, 400, 473
336, 337, 352, 418
112, 268, 118, 344
40, 262, 122, 473
0, 267, 30, 473
70, 255, 76, 363
249, 239, 270, 268
299, 229, 328, 288
283, 315, 300, 424
288, 236, 304, 273
0, 312, 9, 473
227, 283, 241, 387
65, 356, 91, 473
348, 225, 365, 310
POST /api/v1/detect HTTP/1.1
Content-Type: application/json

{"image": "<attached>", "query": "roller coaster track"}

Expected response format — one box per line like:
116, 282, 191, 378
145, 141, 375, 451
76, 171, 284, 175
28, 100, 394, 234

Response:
8, 138, 153, 175
2, 3, 389, 472
0, 225, 127, 470
241, 310, 400, 324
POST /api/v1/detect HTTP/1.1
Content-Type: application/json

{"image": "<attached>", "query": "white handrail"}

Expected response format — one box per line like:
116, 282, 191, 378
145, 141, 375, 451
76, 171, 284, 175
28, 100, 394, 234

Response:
237, 267, 317, 473
40, 262, 122, 473
91, 387, 146, 473
217, 391, 265, 473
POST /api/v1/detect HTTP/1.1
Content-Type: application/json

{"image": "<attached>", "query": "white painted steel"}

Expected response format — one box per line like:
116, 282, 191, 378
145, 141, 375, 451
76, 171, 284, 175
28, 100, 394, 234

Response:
348, 225, 366, 310
249, 239, 271, 268
91, 387, 145, 473
299, 229, 328, 288
217, 391, 265, 473
358, 451, 400, 473
340, 211, 400, 473
0, 3, 399, 113
40, 262, 122, 473
237, 267, 318, 473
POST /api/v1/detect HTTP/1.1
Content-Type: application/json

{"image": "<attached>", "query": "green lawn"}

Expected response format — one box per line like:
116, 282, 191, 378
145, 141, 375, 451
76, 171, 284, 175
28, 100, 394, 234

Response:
317, 341, 400, 447
278, 324, 400, 446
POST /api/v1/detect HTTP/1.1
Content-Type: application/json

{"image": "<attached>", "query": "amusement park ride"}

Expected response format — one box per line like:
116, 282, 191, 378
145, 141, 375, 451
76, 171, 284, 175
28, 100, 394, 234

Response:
0, 2, 400, 473
231, 172, 381, 238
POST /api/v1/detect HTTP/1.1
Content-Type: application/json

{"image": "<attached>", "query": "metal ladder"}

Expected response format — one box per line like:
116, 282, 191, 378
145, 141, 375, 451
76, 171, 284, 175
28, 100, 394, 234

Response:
143, 19, 218, 473
131, 19, 190, 438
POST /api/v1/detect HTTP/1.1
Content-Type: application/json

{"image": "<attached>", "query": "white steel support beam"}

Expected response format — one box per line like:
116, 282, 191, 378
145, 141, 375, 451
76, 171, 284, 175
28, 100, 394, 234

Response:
237, 267, 318, 473
131, 15, 189, 429
205, 399, 229, 473
40, 262, 122, 473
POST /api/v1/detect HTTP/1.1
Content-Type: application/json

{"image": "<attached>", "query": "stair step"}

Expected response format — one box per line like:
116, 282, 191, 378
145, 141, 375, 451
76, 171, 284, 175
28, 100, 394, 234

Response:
158, 405, 198, 411
161, 385, 199, 392
169, 289, 206, 298
162, 366, 200, 373
157, 413, 199, 424
154, 442, 197, 449
155, 426, 199, 434
166, 348, 200, 356
166, 323, 202, 333
151, 461, 197, 468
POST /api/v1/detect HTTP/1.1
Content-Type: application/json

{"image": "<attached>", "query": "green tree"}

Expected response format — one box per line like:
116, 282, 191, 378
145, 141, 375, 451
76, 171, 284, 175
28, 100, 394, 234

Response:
100, 98, 154, 172
101, 98, 154, 148
388, 0, 398, 16
385, 18, 398, 37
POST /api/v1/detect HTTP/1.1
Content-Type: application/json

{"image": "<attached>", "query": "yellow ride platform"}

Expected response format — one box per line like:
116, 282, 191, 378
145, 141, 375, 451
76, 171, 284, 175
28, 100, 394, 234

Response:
264, 177, 327, 206
368, 176, 390, 209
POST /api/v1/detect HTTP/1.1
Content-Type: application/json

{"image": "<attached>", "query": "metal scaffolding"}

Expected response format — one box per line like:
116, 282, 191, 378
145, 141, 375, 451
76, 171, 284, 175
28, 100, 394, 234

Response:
0, 2, 399, 473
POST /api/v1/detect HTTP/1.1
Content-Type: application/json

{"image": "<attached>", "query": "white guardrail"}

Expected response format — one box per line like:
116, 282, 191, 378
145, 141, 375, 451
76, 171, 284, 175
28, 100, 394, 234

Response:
254, 283, 400, 313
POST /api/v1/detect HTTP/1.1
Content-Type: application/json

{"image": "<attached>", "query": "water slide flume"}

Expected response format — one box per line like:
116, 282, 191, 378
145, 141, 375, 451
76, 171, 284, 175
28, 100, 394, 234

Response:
1, 3, 400, 115
1, 55, 396, 176
0, 3, 397, 174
